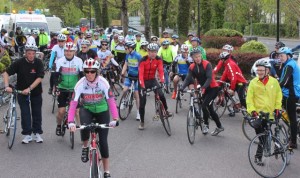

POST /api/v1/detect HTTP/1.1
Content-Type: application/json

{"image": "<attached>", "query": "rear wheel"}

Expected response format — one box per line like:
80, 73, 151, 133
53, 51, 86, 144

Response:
118, 91, 133, 120
175, 92, 181, 114
8, 108, 17, 149
242, 117, 257, 142
70, 131, 74, 149
213, 90, 227, 118
157, 101, 171, 136
187, 107, 196, 144
52, 95, 56, 114
90, 149, 99, 178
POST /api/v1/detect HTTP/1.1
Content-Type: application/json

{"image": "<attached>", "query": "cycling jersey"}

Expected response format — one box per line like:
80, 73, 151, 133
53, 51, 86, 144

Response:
139, 56, 164, 88
189, 46, 207, 60
92, 39, 101, 47
135, 40, 141, 53
220, 58, 247, 90
126, 51, 142, 77
246, 76, 282, 119
138, 49, 148, 57
172, 54, 193, 75
213, 55, 236, 74
114, 44, 126, 64
184, 40, 192, 48
157, 46, 176, 63
159, 37, 172, 45
75, 38, 84, 50
97, 49, 113, 65
110, 40, 117, 51
49, 44, 64, 69
280, 58, 300, 98
55, 56, 83, 90
77, 49, 97, 62
26, 36, 36, 46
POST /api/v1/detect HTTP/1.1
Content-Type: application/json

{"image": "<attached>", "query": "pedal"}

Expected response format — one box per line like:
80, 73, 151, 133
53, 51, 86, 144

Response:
153, 115, 159, 121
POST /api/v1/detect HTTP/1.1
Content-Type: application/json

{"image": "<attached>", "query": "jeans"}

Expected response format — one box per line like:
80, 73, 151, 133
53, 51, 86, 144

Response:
163, 64, 171, 87
18, 94, 43, 135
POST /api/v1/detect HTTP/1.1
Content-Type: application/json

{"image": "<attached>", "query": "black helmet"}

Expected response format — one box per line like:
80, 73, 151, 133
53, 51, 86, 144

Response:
275, 41, 285, 49
1, 29, 7, 33
190, 48, 201, 56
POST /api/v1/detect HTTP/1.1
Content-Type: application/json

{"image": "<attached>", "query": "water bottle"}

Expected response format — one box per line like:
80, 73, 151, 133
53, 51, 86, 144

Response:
282, 111, 289, 123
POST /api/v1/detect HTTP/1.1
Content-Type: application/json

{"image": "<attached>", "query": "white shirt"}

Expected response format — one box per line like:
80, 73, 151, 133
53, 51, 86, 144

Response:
26, 36, 36, 46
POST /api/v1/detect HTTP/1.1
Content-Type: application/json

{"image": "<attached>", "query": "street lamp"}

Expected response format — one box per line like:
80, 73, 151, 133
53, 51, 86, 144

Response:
250, 8, 253, 36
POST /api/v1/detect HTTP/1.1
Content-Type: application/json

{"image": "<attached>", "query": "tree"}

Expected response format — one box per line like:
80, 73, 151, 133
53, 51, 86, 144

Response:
200, 0, 212, 33
102, 0, 109, 28
141, 0, 151, 41
160, 0, 170, 34
92, 0, 102, 27
121, 0, 129, 36
177, 0, 190, 38
150, 0, 160, 37
212, 0, 225, 29
63, 2, 84, 26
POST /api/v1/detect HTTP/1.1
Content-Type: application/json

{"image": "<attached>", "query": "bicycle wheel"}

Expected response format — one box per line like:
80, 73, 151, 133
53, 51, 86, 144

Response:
90, 149, 99, 178
111, 83, 121, 97
277, 124, 289, 145
242, 118, 257, 142
248, 134, 287, 178
52, 95, 56, 114
187, 107, 196, 144
175, 93, 181, 114
8, 107, 17, 149
157, 101, 171, 136
213, 90, 227, 118
118, 91, 132, 120
70, 131, 74, 149
61, 117, 67, 137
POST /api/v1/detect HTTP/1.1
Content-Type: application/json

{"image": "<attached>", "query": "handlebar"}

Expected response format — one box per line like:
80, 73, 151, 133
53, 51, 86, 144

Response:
77, 123, 113, 130
217, 80, 230, 87
143, 85, 163, 92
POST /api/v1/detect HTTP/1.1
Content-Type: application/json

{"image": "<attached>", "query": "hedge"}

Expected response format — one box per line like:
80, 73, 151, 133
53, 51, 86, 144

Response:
202, 36, 245, 49
204, 28, 243, 37
244, 23, 298, 38
240, 40, 268, 54
223, 22, 246, 34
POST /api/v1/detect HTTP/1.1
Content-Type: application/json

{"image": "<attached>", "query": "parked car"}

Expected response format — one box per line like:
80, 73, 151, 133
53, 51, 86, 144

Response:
105, 26, 145, 41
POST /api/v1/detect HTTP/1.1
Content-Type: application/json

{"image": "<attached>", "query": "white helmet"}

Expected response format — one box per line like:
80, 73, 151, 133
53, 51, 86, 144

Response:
118, 36, 125, 42
93, 32, 100, 36
25, 44, 38, 51
112, 29, 119, 34
141, 41, 149, 46
147, 43, 159, 51
181, 44, 189, 52
219, 51, 230, 59
57, 34, 67, 41
81, 39, 91, 46
256, 59, 272, 69
222, 44, 234, 52
83, 58, 100, 70
64, 42, 77, 51
32, 30, 39, 35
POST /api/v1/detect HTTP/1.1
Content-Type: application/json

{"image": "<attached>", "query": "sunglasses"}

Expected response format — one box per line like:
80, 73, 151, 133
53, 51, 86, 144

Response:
84, 70, 97, 74
81, 47, 88, 49
125, 48, 129, 50
102, 44, 108, 46
58, 40, 65, 42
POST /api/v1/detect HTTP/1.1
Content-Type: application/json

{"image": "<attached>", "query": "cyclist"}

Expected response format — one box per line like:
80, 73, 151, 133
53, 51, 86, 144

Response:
218, 51, 247, 117
150, 36, 159, 46
159, 30, 172, 45
189, 37, 207, 60
0, 29, 8, 47
14, 27, 26, 55
53, 42, 83, 136
77, 39, 98, 62
63, 30, 73, 42
213, 44, 235, 74
114, 36, 126, 65
170, 44, 193, 99
74, 31, 84, 51
48, 34, 67, 95
97, 39, 115, 68
138, 43, 172, 130
138, 41, 149, 57
92, 32, 101, 47
270, 41, 285, 77
109, 29, 119, 45
99, 28, 107, 40
68, 58, 119, 178
134, 33, 142, 53
2, 44, 45, 143
38, 28, 49, 52
110, 34, 119, 54
158, 40, 177, 93
278, 47, 300, 149
181, 48, 224, 136
120, 41, 142, 120
171, 34, 180, 55
49, 32, 58, 49
246, 60, 282, 165
125, 29, 136, 42
85, 33, 93, 45
184, 33, 194, 49
26, 30, 38, 46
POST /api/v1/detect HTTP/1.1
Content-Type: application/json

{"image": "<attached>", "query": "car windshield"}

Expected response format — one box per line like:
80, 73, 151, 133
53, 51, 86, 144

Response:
17, 22, 49, 35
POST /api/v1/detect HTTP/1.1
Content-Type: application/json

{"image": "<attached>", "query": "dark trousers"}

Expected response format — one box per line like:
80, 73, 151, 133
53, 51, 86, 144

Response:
236, 84, 247, 108
283, 96, 298, 144
202, 87, 222, 128
17, 94, 43, 135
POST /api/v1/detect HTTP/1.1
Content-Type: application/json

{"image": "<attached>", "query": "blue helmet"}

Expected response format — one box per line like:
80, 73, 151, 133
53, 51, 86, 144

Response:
162, 40, 170, 46
172, 34, 179, 39
191, 37, 201, 44
278, 47, 293, 57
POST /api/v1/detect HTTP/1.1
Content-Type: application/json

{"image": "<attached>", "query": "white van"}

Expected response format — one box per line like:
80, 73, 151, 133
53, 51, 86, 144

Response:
0, 14, 11, 29
46, 16, 63, 33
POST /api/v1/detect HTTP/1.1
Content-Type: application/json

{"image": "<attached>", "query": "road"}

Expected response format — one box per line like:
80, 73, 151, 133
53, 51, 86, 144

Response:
0, 73, 299, 178
257, 37, 300, 52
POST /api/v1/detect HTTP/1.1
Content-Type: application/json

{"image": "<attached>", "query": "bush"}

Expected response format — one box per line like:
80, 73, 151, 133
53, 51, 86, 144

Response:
223, 22, 246, 34
244, 23, 298, 38
0, 56, 11, 68
204, 28, 243, 37
240, 40, 268, 54
202, 36, 245, 49
0, 62, 5, 74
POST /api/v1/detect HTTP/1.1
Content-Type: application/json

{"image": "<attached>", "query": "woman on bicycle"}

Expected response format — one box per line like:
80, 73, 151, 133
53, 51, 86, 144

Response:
68, 58, 119, 178
246, 59, 282, 165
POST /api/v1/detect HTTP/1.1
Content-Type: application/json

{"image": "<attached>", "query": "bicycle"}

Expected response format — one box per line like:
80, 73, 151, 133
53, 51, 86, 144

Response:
280, 102, 300, 142
118, 76, 137, 120
173, 74, 187, 114
42, 49, 52, 71
78, 123, 114, 178
0, 88, 11, 107
2, 86, 26, 149
143, 85, 172, 136
248, 111, 292, 178
186, 87, 204, 144
213, 80, 247, 118
100, 66, 123, 98
163, 64, 173, 94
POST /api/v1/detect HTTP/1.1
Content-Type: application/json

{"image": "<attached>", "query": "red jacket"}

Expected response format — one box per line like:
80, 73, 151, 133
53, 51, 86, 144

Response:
220, 58, 247, 90
139, 55, 164, 88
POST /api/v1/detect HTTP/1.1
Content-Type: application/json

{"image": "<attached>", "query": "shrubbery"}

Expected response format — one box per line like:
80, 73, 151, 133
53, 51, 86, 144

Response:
204, 28, 243, 37
202, 36, 245, 49
240, 40, 268, 54
223, 22, 246, 34
0, 51, 12, 74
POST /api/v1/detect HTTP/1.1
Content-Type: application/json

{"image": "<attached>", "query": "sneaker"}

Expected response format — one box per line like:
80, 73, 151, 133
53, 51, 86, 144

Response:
166, 110, 173, 118
289, 142, 297, 149
171, 91, 176, 99
120, 102, 125, 110
136, 112, 140, 121
254, 157, 264, 166
33, 133, 43, 143
211, 126, 225, 136
22, 135, 32, 144
48, 88, 52, 95
166, 87, 170, 94
228, 112, 235, 117
138, 122, 144, 130
202, 124, 209, 135
104, 172, 111, 178
56, 125, 62, 136
81, 147, 89, 163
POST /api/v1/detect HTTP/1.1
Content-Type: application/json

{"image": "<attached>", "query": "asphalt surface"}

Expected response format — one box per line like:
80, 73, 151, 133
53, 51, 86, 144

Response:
0, 73, 299, 178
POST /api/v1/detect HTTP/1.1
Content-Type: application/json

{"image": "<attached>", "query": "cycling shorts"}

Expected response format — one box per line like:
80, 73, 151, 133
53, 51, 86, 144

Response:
124, 78, 139, 91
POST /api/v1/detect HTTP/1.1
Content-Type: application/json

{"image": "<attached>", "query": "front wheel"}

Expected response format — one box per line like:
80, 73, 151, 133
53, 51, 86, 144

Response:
157, 101, 171, 136
8, 107, 17, 149
90, 149, 100, 178
187, 107, 196, 144
213, 90, 227, 119
118, 90, 133, 120
70, 131, 74, 149
242, 117, 257, 142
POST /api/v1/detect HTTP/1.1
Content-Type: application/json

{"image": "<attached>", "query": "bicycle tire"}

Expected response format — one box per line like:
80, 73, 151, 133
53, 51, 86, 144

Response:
248, 133, 287, 178
118, 90, 132, 120
175, 95, 181, 114
111, 83, 121, 97
157, 101, 171, 136
187, 107, 196, 144
61, 117, 67, 137
52, 95, 56, 114
70, 131, 74, 149
242, 118, 257, 143
213, 90, 227, 119
90, 149, 99, 178
3, 108, 10, 135
8, 107, 17, 149
277, 124, 289, 145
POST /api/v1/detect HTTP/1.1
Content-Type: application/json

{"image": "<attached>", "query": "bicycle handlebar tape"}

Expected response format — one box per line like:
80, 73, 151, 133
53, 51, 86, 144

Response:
68, 101, 78, 123
107, 97, 119, 119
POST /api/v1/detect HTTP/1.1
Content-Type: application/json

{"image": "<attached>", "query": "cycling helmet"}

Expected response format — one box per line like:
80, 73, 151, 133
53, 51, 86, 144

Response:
256, 59, 272, 69
172, 34, 179, 39
25, 44, 38, 51
275, 41, 285, 49
113, 33, 119, 38
278, 47, 293, 57
163, 30, 169, 34
162, 40, 170, 46
190, 48, 201, 56
147, 43, 159, 51
32, 30, 39, 35
112, 29, 119, 34
57, 34, 67, 41
64, 42, 77, 51
93, 32, 100, 36
141, 41, 149, 47
219, 51, 230, 60
101, 39, 108, 44
81, 39, 91, 46
83, 58, 100, 70
1, 29, 7, 33
125, 41, 136, 49
63, 30, 70, 35
181, 44, 189, 52
187, 33, 194, 37
191, 37, 201, 44
128, 29, 134, 33
222, 44, 234, 52
118, 36, 125, 42
85, 33, 92, 38
151, 36, 158, 41
135, 33, 142, 37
